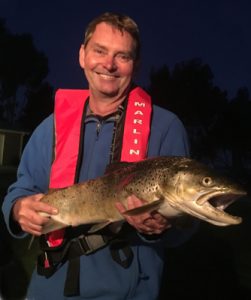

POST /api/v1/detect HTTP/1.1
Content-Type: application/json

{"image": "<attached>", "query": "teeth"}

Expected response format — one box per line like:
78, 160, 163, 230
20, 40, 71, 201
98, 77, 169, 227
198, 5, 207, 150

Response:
99, 74, 116, 80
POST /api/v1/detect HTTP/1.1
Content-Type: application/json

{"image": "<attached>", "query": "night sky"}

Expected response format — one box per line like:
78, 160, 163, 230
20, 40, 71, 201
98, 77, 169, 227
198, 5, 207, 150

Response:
1, 0, 251, 98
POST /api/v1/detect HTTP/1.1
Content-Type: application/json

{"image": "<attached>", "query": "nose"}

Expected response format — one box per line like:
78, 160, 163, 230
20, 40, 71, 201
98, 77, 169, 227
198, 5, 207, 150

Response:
102, 55, 117, 71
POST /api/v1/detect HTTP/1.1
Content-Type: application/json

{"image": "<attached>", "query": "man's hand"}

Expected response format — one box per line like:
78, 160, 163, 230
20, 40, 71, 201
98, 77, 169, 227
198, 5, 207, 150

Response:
12, 194, 58, 236
116, 195, 171, 235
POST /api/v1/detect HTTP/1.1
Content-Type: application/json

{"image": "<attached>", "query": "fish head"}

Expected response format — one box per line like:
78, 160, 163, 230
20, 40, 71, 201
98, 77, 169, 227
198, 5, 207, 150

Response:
161, 158, 247, 226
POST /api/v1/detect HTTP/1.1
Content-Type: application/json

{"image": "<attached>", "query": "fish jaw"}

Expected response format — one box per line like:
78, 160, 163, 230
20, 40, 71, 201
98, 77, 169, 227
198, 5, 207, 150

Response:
193, 189, 245, 226
166, 189, 246, 226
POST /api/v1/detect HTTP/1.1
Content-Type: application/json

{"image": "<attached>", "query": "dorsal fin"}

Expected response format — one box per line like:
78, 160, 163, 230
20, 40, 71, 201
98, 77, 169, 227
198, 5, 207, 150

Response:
105, 161, 133, 174
47, 187, 66, 195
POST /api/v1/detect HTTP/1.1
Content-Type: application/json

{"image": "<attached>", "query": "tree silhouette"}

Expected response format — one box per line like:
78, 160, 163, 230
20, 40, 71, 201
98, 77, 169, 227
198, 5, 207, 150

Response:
216, 88, 251, 177
21, 82, 54, 131
0, 19, 53, 128
148, 58, 228, 160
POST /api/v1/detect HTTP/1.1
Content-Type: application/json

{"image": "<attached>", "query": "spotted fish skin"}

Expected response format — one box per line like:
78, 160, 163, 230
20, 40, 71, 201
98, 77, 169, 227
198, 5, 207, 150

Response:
40, 156, 246, 234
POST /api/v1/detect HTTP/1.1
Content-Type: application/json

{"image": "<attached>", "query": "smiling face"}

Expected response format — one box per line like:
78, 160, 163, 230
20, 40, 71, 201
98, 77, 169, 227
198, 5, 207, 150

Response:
79, 22, 136, 100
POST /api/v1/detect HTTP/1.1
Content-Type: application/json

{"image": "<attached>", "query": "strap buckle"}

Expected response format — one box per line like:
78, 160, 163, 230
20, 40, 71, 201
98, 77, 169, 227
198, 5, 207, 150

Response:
75, 234, 109, 255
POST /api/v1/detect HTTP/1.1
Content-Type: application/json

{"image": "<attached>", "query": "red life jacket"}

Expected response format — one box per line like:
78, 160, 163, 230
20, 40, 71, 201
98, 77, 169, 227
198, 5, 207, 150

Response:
47, 86, 152, 247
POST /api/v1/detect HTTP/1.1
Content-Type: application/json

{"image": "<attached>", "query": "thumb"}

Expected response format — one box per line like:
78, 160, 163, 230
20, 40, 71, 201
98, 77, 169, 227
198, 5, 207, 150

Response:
33, 193, 45, 202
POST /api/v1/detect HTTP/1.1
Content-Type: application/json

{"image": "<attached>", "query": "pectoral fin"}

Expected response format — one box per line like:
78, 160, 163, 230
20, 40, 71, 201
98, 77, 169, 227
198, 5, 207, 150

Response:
41, 219, 69, 234
28, 235, 36, 250
123, 199, 164, 216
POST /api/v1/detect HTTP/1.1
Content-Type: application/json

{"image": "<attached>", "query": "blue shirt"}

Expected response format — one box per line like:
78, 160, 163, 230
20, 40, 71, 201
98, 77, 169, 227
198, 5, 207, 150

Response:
2, 104, 196, 300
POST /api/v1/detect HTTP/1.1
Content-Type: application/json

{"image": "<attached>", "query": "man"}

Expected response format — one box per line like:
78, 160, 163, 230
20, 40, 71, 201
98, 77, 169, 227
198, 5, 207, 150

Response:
2, 12, 196, 299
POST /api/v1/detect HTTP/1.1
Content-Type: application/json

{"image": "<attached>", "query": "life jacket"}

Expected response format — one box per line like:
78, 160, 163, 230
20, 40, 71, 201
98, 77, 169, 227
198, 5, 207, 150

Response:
37, 86, 152, 296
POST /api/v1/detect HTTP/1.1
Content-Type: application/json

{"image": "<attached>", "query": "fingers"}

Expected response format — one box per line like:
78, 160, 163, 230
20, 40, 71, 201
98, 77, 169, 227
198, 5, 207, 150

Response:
116, 196, 150, 233
31, 193, 58, 215
12, 194, 58, 236
20, 221, 44, 236
116, 195, 171, 235
143, 212, 172, 234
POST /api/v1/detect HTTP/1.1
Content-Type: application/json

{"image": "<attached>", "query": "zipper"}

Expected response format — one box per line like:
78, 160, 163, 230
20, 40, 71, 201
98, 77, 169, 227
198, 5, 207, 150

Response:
96, 121, 102, 138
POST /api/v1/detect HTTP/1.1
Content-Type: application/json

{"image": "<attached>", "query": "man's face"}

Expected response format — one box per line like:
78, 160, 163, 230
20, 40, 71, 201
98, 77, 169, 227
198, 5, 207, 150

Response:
79, 22, 136, 99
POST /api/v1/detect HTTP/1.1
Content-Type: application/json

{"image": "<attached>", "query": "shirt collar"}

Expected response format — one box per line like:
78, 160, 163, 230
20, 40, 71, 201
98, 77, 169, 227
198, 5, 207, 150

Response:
85, 104, 124, 123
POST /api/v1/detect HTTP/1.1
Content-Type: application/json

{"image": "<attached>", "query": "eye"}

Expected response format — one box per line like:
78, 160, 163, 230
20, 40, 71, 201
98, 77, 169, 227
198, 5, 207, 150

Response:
93, 48, 106, 55
116, 53, 132, 63
202, 177, 213, 186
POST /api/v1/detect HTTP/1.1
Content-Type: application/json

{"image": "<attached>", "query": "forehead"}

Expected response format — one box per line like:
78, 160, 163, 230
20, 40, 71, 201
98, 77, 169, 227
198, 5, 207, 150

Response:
88, 22, 134, 51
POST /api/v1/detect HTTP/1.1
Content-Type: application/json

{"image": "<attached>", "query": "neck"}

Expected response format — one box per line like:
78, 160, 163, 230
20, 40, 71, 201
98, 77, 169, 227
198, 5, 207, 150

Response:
88, 89, 131, 116
89, 98, 125, 116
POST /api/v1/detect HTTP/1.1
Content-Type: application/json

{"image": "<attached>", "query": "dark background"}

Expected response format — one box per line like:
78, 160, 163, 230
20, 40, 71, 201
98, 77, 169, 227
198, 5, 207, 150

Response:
0, 1, 251, 299
1, 0, 251, 97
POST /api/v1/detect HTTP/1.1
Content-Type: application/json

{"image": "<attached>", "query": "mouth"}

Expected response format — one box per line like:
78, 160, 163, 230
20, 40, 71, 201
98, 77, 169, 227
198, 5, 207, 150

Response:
96, 72, 119, 80
195, 190, 246, 225
208, 193, 241, 210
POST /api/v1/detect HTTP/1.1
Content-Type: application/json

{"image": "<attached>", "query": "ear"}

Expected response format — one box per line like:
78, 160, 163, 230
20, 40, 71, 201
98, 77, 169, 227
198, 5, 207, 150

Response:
79, 45, 85, 69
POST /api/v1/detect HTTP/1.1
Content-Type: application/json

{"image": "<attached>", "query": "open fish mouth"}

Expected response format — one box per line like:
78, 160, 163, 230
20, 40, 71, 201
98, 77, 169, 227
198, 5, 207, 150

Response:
196, 190, 246, 225
208, 193, 242, 210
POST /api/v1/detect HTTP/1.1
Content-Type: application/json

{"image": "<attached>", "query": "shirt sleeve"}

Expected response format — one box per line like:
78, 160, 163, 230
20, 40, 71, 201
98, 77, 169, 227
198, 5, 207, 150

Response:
159, 116, 190, 157
2, 115, 54, 237
148, 105, 190, 158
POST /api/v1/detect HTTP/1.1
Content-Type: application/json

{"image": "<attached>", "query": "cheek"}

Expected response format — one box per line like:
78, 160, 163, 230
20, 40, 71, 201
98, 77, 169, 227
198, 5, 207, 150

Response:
119, 63, 134, 77
84, 55, 99, 70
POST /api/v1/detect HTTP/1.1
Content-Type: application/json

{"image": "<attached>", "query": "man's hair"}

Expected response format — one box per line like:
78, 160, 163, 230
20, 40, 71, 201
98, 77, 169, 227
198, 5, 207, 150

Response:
83, 12, 140, 62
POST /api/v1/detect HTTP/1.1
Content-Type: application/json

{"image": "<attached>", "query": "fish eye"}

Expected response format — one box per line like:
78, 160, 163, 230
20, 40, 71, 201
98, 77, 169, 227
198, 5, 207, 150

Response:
202, 177, 213, 186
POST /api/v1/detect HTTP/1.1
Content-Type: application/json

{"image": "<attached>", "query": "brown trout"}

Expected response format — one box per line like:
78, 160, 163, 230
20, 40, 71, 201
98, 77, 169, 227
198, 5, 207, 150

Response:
40, 156, 246, 234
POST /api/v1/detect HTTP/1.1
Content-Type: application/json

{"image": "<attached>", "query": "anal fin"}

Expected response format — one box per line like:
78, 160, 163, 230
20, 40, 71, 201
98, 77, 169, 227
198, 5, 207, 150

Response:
87, 221, 111, 233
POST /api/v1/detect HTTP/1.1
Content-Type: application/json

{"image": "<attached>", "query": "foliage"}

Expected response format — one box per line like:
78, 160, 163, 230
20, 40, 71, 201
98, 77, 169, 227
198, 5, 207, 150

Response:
21, 82, 54, 131
148, 59, 251, 182
0, 19, 53, 129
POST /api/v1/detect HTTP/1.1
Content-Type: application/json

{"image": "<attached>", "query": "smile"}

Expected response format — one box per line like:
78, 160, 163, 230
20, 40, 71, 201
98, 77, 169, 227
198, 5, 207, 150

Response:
97, 73, 119, 80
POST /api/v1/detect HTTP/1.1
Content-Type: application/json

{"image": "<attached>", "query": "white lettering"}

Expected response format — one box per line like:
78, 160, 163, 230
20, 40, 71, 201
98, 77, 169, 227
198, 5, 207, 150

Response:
133, 128, 141, 135
130, 149, 140, 155
134, 102, 145, 107
133, 119, 143, 125
127, 101, 147, 157
134, 110, 144, 116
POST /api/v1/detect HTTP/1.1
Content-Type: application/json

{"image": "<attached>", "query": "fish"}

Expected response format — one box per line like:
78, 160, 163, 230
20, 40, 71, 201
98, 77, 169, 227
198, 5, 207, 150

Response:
39, 156, 247, 235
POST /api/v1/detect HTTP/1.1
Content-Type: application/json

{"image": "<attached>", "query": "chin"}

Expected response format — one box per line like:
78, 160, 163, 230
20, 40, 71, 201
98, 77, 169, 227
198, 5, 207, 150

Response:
100, 88, 120, 97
